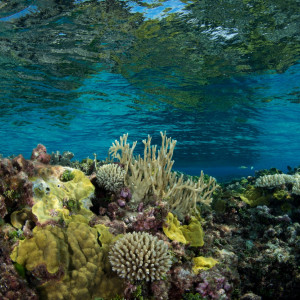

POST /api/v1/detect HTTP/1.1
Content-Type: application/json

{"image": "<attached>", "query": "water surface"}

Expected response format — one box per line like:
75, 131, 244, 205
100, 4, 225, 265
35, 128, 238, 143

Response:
0, 0, 299, 180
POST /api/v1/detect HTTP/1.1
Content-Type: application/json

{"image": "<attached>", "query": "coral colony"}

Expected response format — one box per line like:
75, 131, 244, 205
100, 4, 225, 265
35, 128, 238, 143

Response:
0, 132, 299, 299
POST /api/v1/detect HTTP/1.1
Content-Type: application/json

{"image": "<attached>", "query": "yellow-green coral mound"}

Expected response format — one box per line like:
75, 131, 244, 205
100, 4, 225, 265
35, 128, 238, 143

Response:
163, 212, 204, 247
31, 166, 94, 225
11, 220, 124, 300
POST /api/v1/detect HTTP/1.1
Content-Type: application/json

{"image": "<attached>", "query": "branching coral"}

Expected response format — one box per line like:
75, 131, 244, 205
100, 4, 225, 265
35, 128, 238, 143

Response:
255, 173, 300, 195
109, 231, 172, 282
109, 132, 218, 218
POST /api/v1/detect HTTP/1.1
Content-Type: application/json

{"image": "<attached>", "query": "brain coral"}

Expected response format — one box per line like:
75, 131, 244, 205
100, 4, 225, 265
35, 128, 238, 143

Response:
96, 163, 125, 193
109, 231, 172, 282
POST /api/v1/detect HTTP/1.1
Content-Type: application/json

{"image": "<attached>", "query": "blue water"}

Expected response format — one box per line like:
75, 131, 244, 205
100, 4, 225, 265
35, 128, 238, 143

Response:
0, 0, 299, 181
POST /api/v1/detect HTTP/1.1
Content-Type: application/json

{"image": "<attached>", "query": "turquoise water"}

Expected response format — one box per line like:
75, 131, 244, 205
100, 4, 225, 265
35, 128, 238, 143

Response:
0, 0, 299, 181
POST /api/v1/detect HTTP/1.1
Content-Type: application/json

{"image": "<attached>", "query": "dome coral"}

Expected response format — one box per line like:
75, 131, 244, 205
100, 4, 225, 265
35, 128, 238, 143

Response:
109, 231, 172, 282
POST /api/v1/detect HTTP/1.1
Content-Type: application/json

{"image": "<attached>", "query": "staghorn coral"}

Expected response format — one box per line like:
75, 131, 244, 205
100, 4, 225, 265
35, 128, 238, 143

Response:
96, 163, 125, 193
109, 132, 218, 218
109, 231, 172, 282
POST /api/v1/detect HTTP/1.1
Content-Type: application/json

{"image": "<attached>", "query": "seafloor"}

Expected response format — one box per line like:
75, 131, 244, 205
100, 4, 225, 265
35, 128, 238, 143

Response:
0, 134, 299, 300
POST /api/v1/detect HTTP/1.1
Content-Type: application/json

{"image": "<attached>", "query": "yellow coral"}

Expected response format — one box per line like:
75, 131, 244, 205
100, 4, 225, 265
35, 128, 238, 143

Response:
163, 212, 204, 247
11, 220, 124, 300
11, 225, 68, 274
31, 167, 94, 225
181, 216, 204, 247
163, 212, 187, 244
192, 256, 218, 274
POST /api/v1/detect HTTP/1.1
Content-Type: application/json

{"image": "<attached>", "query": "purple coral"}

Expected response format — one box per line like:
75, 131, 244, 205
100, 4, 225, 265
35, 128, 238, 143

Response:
195, 269, 232, 300
132, 202, 168, 233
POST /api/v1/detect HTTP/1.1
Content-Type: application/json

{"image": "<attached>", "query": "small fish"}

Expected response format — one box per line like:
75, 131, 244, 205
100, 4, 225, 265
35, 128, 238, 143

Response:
239, 166, 248, 169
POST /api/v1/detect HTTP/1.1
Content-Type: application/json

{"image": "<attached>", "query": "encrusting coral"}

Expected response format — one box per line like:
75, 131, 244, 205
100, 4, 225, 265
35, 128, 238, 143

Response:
109, 131, 218, 218
96, 163, 125, 193
109, 231, 172, 282
31, 166, 95, 225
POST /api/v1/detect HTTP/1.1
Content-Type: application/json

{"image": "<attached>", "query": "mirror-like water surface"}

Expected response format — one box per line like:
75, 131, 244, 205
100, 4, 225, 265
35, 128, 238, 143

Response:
0, 0, 299, 180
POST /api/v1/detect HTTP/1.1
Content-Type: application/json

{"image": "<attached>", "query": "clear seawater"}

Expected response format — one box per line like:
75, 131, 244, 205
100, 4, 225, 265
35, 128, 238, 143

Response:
0, 0, 299, 181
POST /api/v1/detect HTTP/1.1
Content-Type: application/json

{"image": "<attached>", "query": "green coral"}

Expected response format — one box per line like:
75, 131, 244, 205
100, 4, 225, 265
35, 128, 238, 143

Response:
183, 293, 204, 300
10, 208, 32, 229
163, 212, 204, 247
60, 170, 75, 182
239, 185, 271, 207
273, 189, 291, 201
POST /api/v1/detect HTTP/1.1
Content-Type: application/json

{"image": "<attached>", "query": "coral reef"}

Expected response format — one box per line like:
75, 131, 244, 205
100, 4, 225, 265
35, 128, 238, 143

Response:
50, 150, 74, 166
0, 155, 34, 218
109, 231, 172, 282
31, 166, 94, 225
1, 134, 300, 299
0, 224, 38, 300
163, 212, 204, 247
11, 220, 124, 299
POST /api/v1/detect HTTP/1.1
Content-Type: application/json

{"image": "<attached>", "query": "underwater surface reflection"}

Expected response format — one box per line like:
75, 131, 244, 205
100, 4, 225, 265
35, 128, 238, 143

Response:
0, 0, 299, 180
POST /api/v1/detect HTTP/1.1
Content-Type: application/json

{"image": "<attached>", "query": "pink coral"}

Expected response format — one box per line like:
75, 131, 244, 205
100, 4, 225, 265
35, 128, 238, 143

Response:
30, 144, 51, 164
0, 158, 34, 218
